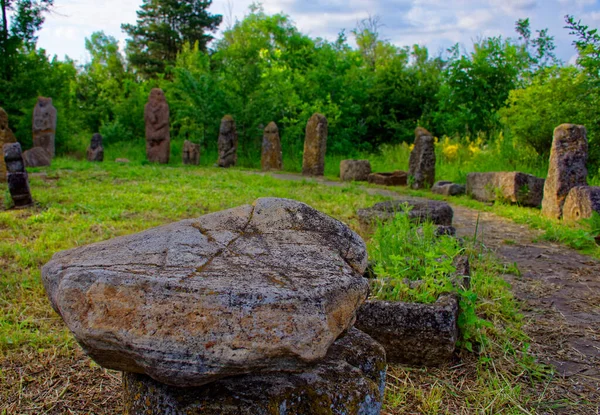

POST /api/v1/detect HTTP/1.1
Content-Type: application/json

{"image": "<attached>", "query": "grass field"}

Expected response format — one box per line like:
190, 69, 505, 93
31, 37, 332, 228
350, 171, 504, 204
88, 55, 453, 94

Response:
0, 157, 593, 414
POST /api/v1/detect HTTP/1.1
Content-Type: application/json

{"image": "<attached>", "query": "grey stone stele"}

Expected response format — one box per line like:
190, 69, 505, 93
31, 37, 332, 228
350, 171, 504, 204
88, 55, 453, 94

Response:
3, 142, 34, 207
357, 199, 454, 234
217, 115, 238, 168
562, 186, 600, 223
302, 113, 328, 176
32, 96, 57, 157
144, 88, 170, 164
42, 198, 369, 388
122, 327, 387, 415
466, 172, 545, 207
261, 122, 283, 171
408, 127, 436, 189
542, 124, 588, 219
340, 160, 372, 182
355, 294, 459, 366
182, 140, 200, 165
87, 133, 104, 162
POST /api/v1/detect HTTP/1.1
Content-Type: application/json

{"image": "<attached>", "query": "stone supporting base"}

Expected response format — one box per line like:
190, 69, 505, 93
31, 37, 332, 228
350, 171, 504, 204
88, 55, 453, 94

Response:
355, 295, 459, 366
122, 328, 386, 415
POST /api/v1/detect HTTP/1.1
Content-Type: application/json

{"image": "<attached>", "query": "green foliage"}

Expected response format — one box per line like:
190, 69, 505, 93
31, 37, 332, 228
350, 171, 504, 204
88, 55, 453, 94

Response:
122, 0, 222, 78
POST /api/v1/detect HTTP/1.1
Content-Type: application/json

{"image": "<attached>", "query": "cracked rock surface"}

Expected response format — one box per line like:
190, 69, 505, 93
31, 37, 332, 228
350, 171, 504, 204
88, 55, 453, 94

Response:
42, 198, 369, 387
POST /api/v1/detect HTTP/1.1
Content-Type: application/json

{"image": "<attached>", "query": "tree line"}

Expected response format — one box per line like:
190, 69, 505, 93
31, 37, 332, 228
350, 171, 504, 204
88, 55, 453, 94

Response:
1, 0, 599, 169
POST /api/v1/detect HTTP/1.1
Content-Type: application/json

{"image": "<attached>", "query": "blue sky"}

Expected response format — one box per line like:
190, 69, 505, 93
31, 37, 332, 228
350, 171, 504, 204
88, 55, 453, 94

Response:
36, 0, 600, 64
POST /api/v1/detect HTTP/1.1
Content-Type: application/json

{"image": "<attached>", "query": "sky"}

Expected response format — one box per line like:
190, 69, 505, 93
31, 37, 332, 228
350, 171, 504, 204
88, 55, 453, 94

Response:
35, 0, 600, 64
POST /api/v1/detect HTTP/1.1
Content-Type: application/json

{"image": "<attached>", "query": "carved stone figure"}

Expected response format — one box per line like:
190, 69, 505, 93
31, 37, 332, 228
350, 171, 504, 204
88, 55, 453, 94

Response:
182, 140, 200, 165
144, 88, 170, 164
87, 133, 104, 162
302, 113, 327, 176
3, 143, 33, 208
261, 122, 282, 171
408, 127, 436, 189
32, 97, 57, 158
0, 107, 17, 181
217, 115, 237, 168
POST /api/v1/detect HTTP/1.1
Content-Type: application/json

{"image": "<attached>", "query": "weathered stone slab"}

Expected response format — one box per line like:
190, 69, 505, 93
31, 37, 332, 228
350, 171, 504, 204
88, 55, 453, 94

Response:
145, 88, 170, 164
466, 172, 545, 207
42, 198, 369, 387
302, 113, 327, 176
341, 160, 371, 182
32, 97, 57, 158
408, 128, 436, 189
22, 146, 52, 167
261, 122, 282, 171
182, 140, 200, 165
562, 186, 600, 223
542, 124, 588, 219
432, 181, 465, 196
217, 115, 237, 168
355, 294, 458, 366
87, 133, 104, 162
3, 143, 33, 208
357, 199, 453, 234
122, 328, 386, 415
367, 171, 407, 186
0, 107, 17, 181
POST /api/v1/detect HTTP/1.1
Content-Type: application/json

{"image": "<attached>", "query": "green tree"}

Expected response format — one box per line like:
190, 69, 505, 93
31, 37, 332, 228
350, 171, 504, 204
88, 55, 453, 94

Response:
122, 0, 222, 78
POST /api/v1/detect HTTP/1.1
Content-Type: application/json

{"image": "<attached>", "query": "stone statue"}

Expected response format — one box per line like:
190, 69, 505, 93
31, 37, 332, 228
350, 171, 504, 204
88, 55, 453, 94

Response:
144, 88, 170, 164
0, 107, 17, 181
32, 97, 57, 158
217, 115, 237, 168
87, 133, 104, 162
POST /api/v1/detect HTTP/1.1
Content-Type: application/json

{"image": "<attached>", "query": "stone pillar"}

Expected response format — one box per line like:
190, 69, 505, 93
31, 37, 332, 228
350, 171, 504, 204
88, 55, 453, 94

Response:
261, 122, 282, 171
302, 113, 327, 176
217, 115, 237, 168
408, 127, 436, 189
182, 140, 200, 165
32, 97, 57, 158
144, 88, 170, 164
87, 133, 104, 162
3, 143, 33, 208
541, 124, 588, 219
0, 107, 17, 181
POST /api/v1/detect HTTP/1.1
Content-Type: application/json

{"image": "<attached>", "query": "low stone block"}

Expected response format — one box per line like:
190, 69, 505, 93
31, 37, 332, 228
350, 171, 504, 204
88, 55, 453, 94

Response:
355, 295, 459, 366
367, 171, 407, 186
122, 328, 386, 415
340, 159, 372, 181
432, 181, 465, 196
357, 199, 453, 234
22, 147, 52, 167
466, 172, 545, 207
562, 186, 600, 223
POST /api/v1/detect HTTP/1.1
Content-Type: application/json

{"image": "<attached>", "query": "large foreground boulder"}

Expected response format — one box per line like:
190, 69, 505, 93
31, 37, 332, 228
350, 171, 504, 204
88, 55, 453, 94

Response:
340, 160, 371, 182
42, 198, 369, 388
357, 199, 453, 233
542, 124, 588, 219
355, 295, 458, 366
368, 171, 407, 186
122, 328, 386, 415
408, 128, 436, 189
562, 186, 600, 223
466, 172, 545, 207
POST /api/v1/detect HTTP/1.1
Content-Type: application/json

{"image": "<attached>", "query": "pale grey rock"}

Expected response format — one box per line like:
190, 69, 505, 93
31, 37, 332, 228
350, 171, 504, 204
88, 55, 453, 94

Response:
42, 198, 369, 387
340, 160, 372, 182
432, 181, 465, 196
122, 328, 386, 415
466, 172, 545, 207
562, 186, 600, 223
